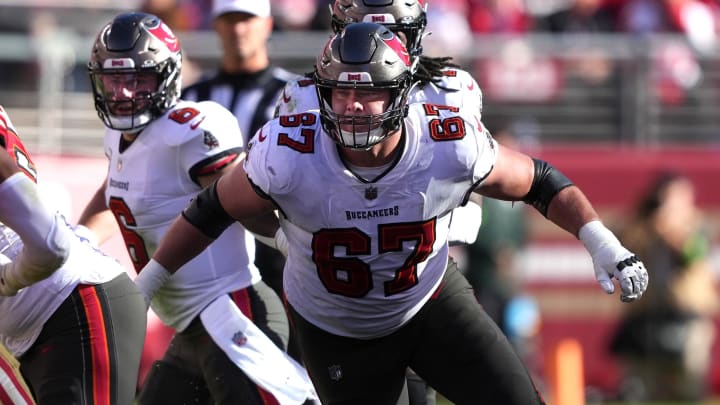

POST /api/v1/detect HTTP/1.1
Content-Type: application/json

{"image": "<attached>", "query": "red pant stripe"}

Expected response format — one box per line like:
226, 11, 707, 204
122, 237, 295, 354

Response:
230, 289, 253, 321
78, 285, 111, 405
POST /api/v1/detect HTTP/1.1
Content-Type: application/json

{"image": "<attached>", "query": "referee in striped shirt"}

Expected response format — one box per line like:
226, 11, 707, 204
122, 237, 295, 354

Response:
182, 0, 299, 325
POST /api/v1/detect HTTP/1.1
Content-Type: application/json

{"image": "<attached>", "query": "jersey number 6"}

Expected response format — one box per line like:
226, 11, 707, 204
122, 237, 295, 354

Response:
109, 196, 149, 272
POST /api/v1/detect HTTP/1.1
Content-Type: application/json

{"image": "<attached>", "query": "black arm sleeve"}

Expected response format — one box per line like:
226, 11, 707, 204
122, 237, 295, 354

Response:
181, 180, 235, 239
522, 158, 574, 217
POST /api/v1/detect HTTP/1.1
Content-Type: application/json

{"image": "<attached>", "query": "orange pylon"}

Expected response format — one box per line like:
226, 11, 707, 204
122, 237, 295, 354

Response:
546, 338, 585, 405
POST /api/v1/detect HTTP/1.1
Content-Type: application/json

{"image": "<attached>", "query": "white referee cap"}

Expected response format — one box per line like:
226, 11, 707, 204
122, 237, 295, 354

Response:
212, 0, 271, 18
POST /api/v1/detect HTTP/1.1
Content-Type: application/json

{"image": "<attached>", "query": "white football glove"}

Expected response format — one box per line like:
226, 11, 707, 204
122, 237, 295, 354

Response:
578, 221, 649, 302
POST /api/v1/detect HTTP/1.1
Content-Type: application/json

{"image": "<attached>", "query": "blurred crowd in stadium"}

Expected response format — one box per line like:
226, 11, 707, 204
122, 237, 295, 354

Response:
147, 0, 720, 91
141, 0, 720, 144
0, 0, 718, 404
144, 0, 719, 39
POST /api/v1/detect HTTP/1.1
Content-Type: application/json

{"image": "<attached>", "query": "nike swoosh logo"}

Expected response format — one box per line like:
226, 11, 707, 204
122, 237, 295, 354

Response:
258, 129, 267, 142
467, 81, 475, 91
282, 88, 291, 103
190, 116, 206, 130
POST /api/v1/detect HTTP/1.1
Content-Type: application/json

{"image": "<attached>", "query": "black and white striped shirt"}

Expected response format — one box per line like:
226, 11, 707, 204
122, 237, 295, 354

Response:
182, 66, 299, 144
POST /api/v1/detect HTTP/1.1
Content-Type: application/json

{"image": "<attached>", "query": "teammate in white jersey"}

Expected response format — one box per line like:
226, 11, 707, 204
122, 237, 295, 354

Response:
135, 23, 649, 404
79, 13, 312, 404
0, 105, 57, 405
0, 106, 69, 299
0, 105, 147, 404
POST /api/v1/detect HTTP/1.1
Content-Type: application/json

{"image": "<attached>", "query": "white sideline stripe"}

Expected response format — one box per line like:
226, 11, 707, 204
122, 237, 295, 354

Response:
0, 369, 30, 405
516, 245, 720, 281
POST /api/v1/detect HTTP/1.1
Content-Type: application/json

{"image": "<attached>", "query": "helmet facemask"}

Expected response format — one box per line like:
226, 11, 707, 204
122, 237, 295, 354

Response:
315, 23, 414, 150
316, 79, 411, 150
88, 13, 182, 134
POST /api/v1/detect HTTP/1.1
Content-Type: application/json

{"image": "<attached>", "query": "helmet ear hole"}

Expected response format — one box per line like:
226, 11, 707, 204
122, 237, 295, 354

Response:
87, 12, 182, 133
314, 22, 413, 149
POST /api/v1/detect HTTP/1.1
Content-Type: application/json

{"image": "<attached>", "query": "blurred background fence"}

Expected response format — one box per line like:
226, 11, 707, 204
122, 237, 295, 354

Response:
0, 10, 719, 154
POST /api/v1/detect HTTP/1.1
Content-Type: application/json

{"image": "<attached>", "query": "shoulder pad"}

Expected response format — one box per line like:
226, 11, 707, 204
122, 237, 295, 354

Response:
298, 78, 314, 87
430, 68, 483, 114
245, 111, 322, 195
274, 79, 319, 117
161, 101, 242, 147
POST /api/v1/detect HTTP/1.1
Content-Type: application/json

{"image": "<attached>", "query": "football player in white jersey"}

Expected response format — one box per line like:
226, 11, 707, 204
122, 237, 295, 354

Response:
135, 23, 649, 404
0, 105, 56, 405
0, 105, 147, 404
275, 0, 483, 249
275, 4, 482, 401
0, 106, 69, 300
78, 13, 314, 405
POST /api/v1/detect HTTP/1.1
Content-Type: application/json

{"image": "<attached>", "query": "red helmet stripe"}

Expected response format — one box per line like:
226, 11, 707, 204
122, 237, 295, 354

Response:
383, 35, 410, 66
147, 22, 180, 53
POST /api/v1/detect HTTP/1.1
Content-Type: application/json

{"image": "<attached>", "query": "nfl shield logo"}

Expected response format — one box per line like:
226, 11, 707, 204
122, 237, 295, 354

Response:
328, 365, 343, 381
365, 186, 378, 200
232, 331, 247, 346
203, 130, 219, 149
